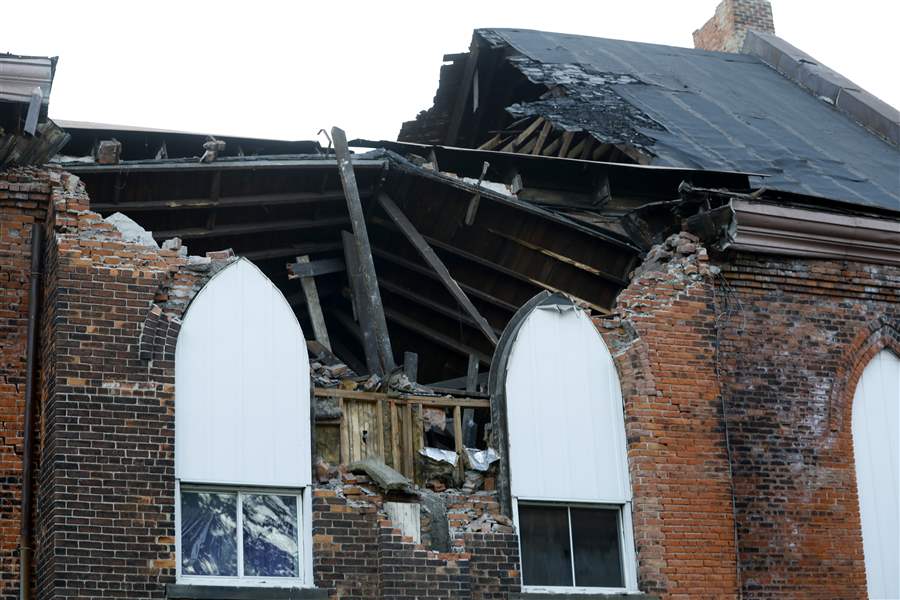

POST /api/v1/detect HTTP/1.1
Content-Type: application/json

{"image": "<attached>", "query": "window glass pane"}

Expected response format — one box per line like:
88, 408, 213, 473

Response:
180, 491, 238, 576
242, 494, 300, 577
571, 507, 624, 588
519, 504, 573, 586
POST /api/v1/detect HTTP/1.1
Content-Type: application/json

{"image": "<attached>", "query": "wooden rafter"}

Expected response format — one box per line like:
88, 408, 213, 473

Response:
376, 192, 498, 346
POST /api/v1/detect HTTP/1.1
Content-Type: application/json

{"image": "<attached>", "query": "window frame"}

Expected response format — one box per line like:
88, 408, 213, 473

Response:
513, 498, 639, 594
175, 482, 312, 588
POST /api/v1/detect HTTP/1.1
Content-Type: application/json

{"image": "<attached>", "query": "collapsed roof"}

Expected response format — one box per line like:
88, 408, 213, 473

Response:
56, 125, 755, 385
27, 24, 900, 387
400, 28, 900, 211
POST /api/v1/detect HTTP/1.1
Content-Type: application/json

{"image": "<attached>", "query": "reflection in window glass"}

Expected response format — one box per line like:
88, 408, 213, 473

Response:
181, 491, 238, 576
571, 507, 623, 587
242, 494, 299, 577
519, 504, 573, 586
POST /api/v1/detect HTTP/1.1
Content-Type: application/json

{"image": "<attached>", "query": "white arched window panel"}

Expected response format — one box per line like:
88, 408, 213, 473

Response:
175, 258, 311, 488
852, 349, 899, 600
505, 299, 630, 503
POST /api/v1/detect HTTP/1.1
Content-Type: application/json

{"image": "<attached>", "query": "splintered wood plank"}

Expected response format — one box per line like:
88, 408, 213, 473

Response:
377, 192, 498, 346
531, 120, 553, 155
332, 127, 394, 374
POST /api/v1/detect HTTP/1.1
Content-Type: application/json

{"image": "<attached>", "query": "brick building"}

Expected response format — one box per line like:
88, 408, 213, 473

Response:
1, 1, 898, 599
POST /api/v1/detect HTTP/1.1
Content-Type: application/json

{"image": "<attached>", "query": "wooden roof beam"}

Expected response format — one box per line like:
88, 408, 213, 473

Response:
90, 189, 369, 213
153, 215, 349, 241
377, 192, 499, 346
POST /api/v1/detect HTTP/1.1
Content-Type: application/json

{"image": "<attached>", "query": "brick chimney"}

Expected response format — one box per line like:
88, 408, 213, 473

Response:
693, 0, 775, 53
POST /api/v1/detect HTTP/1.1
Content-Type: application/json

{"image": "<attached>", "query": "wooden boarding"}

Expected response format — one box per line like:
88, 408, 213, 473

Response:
315, 387, 489, 478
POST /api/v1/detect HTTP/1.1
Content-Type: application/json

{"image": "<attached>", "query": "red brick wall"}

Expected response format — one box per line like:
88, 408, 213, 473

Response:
693, 0, 775, 52
718, 254, 898, 599
600, 233, 740, 599
0, 168, 51, 600
602, 233, 898, 599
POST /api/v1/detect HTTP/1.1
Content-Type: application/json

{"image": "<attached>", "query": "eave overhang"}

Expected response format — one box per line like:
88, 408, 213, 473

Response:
728, 199, 900, 266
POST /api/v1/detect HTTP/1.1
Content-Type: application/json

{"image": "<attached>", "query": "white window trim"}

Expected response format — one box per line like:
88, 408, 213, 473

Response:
513, 497, 639, 595
175, 482, 315, 588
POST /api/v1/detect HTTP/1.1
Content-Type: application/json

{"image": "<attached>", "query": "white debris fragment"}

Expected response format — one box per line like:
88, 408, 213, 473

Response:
104, 212, 159, 248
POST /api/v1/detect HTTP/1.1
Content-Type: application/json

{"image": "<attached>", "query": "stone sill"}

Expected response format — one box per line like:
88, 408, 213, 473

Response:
166, 584, 327, 599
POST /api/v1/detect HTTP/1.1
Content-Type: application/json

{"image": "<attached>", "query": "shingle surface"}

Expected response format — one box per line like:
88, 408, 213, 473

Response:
487, 28, 900, 211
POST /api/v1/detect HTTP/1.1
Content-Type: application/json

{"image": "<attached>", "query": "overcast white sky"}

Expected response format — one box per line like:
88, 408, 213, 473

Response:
4, 0, 898, 142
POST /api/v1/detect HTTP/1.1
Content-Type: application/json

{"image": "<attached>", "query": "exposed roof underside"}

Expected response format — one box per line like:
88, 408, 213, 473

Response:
401, 28, 900, 212
61, 136, 754, 385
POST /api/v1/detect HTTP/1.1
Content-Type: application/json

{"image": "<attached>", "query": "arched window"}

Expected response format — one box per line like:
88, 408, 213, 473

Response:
852, 349, 899, 599
492, 293, 638, 593
174, 258, 312, 587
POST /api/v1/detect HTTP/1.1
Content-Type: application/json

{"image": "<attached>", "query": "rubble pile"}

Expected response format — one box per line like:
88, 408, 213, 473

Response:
629, 231, 718, 280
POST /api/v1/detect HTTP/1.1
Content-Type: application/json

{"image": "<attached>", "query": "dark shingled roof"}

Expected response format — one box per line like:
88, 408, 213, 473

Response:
482, 28, 900, 212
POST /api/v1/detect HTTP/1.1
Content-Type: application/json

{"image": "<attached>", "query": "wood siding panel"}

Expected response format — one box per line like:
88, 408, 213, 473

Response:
175, 258, 311, 487
504, 304, 630, 503
853, 349, 900, 599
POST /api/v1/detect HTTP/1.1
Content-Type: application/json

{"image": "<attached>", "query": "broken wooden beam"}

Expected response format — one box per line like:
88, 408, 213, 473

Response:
293, 255, 331, 351
333, 127, 395, 374
376, 192, 498, 346
349, 457, 412, 493
342, 232, 383, 375
288, 256, 345, 279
